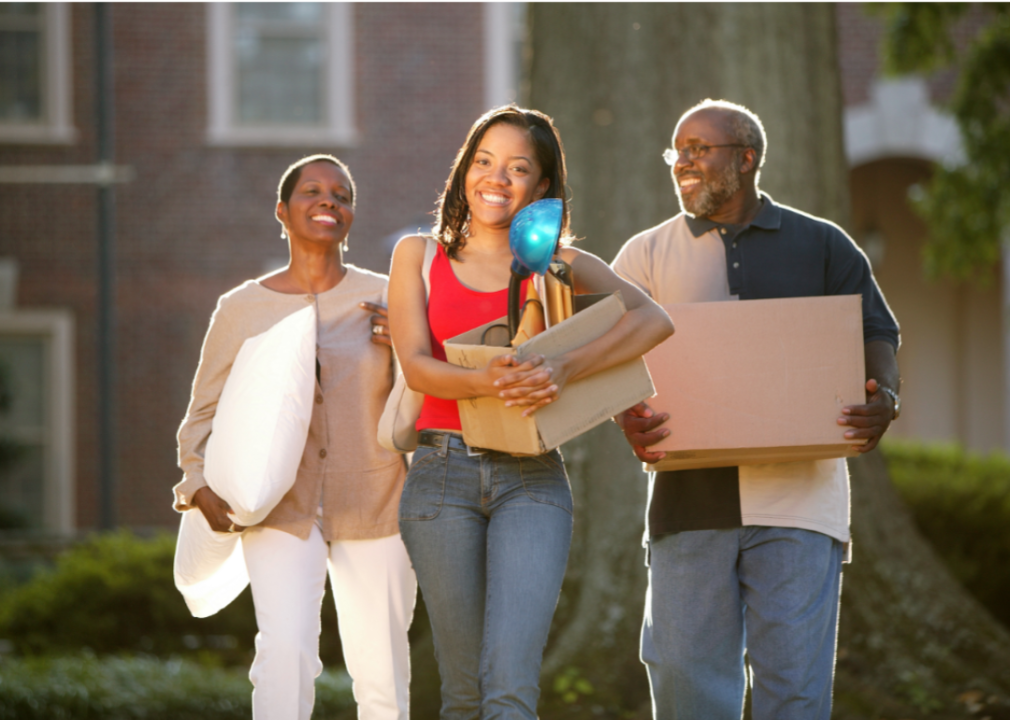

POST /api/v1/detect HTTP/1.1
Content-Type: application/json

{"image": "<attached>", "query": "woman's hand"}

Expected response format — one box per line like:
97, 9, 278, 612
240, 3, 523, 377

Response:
192, 486, 245, 534
494, 354, 570, 416
360, 301, 392, 347
486, 353, 552, 397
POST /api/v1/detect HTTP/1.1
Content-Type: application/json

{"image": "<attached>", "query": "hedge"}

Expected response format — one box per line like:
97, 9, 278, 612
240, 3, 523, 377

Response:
882, 440, 1010, 628
0, 530, 343, 665
0, 653, 353, 720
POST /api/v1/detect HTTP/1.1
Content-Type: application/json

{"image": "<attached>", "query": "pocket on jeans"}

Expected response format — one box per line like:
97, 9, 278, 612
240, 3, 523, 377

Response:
399, 448, 447, 520
518, 451, 573, 514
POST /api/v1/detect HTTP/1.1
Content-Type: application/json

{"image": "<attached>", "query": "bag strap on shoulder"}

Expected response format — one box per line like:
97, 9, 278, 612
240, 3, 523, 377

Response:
421, 237, 437, 301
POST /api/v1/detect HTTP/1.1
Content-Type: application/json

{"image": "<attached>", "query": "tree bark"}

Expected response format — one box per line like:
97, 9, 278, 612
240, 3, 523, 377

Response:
528, 4, 1010, 718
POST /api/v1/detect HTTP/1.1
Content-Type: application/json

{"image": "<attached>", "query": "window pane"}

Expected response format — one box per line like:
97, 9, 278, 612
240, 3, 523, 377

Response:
0, 29, 41, 121
0, 339, 45, 429
236, 3, 321, 24
236, 34, 323, 124
0, 4, 42, 18
0, 340, 45, 531
0, 443, 43, 530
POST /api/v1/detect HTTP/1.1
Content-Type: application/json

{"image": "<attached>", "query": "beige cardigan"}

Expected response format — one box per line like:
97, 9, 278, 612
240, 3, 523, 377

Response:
174, 265, 405, 542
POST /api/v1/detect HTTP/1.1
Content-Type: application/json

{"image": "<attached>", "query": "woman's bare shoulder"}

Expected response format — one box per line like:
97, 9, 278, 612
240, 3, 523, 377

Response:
392, 234, 437, 269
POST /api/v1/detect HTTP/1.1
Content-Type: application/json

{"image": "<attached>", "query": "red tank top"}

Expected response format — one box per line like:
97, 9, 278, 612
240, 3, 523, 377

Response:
416, 244, 528, 431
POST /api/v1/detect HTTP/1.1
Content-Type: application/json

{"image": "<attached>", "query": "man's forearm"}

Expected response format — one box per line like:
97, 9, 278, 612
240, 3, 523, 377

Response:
865, 339, 899, 393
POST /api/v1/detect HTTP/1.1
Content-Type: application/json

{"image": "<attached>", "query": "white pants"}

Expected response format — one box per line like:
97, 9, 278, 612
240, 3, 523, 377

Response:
242, 524, 417, 720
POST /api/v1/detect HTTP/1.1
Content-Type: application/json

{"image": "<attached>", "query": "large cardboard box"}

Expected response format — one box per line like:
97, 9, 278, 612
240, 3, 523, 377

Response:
645, 295, 866, 472
444, 293, 655, 456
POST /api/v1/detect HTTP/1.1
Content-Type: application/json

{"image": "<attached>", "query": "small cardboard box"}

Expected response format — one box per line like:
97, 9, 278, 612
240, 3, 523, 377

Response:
444, 292, 655, 456
644, 295, 866, 472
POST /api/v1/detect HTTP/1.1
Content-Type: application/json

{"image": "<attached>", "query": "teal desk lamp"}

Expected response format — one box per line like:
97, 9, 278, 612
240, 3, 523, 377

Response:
507, 199, 564, 339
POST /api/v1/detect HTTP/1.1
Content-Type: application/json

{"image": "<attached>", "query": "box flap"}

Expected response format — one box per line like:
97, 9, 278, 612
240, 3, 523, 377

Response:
521, 292, 655, 451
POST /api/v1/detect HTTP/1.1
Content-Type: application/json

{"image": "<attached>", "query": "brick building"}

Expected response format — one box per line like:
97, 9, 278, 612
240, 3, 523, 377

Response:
0, 2, 521, 533
0, 3, 993, 536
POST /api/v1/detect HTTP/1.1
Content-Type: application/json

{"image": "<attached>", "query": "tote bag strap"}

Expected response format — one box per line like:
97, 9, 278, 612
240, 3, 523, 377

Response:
377, 236, 439, 454
421, 236, 437, 301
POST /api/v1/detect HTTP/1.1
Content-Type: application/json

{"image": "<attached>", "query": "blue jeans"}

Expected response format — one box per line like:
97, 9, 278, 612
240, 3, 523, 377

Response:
399, 442, 573, 720
641, 527, 843, 720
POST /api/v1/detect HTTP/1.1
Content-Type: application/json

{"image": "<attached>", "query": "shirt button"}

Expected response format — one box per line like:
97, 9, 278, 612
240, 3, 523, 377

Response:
732, 242, 738, 248
733, 262, 740, 269
720, 228, 727, 235
319, 449, 327, 459
315, 394, 323, 404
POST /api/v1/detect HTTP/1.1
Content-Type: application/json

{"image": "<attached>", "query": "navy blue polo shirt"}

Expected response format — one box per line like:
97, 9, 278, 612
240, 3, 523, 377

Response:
613, 194, 900, 539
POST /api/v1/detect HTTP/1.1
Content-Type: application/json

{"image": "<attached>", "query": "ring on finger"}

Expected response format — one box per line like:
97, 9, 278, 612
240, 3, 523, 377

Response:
228, 522, 237, 533
372, 325, 383, 335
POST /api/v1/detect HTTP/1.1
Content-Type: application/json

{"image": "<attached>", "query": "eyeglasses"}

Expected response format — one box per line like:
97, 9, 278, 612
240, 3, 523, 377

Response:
662, 144, 749, 164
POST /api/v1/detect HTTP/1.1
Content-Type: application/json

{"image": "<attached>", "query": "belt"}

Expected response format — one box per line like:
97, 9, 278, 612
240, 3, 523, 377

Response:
417, 430, 487, 456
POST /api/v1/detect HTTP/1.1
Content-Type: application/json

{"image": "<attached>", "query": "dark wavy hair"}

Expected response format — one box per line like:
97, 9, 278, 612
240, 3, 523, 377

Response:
432, 105, 572, 260
277, 154, 356, 206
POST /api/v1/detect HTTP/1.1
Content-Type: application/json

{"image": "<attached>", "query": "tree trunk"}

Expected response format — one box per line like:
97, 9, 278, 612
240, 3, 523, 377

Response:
528, 4, 1010, 718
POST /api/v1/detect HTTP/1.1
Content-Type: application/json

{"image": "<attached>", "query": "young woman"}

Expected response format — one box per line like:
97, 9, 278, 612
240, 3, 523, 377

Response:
388, 106, 674, 718
175, 155, 416, 720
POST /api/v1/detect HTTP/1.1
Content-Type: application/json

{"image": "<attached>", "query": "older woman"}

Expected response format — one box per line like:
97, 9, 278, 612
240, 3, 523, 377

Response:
388, 106, 674, 718
174, 155, 415, 720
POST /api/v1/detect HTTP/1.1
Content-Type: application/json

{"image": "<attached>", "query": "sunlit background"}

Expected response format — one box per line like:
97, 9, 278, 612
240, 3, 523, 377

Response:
0, 3, 1007, 719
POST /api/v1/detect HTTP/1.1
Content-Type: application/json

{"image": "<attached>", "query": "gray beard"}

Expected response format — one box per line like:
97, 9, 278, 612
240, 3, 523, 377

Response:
677, 159, 742, 218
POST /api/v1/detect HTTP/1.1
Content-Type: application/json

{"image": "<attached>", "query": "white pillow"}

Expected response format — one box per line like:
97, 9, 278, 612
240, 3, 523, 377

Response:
174, 505, 247, 618
203, 304, 317, 527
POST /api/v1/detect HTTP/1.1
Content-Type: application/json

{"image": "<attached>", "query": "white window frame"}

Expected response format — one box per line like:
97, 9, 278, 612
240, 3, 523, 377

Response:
0, 309, 75, 535
206, 2, 356, 147
0, 3, 76, 145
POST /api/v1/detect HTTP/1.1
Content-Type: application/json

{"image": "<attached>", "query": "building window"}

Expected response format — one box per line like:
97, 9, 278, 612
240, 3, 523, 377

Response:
0, 309, 74, 535
0, 2, 75, 144
207, 2, 355, 147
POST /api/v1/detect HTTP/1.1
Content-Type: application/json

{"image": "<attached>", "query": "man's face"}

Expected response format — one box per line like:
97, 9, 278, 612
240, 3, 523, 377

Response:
670, 109, 744, 219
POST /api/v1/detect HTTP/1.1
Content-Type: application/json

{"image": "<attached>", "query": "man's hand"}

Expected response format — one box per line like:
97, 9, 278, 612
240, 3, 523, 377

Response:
360, 301, 392, 347
192, 486, 245, 534
615, 402, 670, 463
838, 378, 894, 453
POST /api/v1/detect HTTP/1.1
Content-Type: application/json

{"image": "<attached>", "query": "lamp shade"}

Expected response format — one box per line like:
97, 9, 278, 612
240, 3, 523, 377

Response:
508, 198, 563, 277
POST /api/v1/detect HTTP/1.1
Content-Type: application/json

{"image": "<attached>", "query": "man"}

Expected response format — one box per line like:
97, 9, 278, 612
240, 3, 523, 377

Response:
612, 99, 900, 720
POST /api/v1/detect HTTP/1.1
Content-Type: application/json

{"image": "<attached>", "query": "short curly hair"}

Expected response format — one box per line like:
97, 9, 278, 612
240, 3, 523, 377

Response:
683, 99, 767, 172
277, 154, 356, 207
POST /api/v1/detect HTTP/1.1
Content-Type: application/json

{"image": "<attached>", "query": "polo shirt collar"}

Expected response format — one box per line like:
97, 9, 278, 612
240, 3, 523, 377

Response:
684, 192, 782, 238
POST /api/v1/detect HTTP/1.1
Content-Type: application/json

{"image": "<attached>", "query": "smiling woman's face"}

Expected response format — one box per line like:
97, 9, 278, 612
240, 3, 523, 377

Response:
464, 122, 549, 235
276, 161, 355, 246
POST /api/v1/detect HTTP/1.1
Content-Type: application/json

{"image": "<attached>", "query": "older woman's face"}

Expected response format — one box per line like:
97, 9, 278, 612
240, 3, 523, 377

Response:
277, 161, 355, 246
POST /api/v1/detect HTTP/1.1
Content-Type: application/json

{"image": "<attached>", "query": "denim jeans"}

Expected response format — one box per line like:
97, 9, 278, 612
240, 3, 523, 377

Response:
399, 442, 573, 720
641, 527, 843, 720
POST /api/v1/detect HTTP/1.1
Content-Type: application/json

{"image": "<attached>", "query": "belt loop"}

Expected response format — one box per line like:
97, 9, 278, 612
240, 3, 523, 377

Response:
438, 432, 449, 458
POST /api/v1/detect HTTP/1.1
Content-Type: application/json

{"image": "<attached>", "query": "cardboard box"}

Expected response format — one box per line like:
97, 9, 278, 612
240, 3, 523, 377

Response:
644, 295, 866, 472
444, 292, 655, 456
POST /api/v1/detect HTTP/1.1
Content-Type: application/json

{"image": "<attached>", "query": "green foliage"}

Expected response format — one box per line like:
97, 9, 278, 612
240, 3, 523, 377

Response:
0, 530, 343, 666
552, 666, 595, 705
882, 441, 1010, 628
872, 4, 1010, 282
0, 530, 253, 662
871, 3, 971, 73
0, 653, 353, 720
